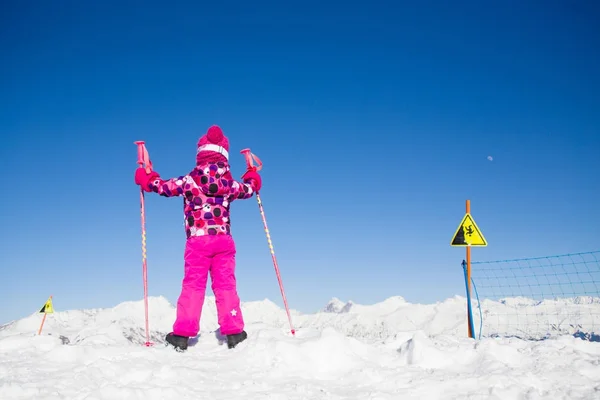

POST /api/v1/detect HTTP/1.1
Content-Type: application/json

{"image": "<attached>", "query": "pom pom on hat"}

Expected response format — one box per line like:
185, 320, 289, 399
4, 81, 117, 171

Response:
206, 126, 226, 146
199, 125, 230, 151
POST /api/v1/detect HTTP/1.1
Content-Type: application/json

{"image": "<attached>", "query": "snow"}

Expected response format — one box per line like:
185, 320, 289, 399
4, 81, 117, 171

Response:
1, 295, 599, 399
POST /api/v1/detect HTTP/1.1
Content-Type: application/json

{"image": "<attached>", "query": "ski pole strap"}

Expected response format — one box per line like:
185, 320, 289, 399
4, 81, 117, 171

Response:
240, 148, 263, 172
134, 141, 153, 173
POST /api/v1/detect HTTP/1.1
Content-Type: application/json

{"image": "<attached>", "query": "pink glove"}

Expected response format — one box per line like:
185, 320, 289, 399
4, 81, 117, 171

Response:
134, 168, 159, 192
242, 169, 262, 192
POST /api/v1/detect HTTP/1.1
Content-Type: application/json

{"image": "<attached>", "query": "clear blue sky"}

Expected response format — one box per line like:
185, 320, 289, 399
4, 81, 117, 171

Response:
1, 1, 598, 324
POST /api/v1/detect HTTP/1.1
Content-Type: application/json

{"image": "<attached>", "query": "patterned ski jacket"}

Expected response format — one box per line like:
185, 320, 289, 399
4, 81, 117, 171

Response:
148, 161, 256, 238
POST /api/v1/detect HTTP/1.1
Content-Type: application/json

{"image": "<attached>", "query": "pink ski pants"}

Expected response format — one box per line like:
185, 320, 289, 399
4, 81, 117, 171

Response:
172, 234, 244, 337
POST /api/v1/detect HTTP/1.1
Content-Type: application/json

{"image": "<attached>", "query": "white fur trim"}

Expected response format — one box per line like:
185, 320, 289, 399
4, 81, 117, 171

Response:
197, 143, 229, 160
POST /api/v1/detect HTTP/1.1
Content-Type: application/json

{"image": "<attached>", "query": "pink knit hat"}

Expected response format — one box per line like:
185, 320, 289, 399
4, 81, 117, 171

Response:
196, 125, 230, 165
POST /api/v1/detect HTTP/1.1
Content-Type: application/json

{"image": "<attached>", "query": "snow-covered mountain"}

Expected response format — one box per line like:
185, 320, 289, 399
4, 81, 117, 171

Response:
0, 295, 599, 399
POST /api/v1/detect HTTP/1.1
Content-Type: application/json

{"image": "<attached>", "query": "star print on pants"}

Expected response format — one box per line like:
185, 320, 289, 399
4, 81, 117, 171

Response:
230, 309, 237, 317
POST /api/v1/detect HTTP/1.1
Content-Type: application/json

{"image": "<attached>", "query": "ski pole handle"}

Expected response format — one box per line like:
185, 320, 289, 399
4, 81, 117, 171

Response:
135, 140, 145, 165
240, 148, 263, 173
134, 141, 153, 173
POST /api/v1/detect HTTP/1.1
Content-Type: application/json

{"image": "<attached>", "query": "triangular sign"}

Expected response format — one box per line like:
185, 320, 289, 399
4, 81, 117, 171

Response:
39, 296, 54, 314
451, 213, 487, 247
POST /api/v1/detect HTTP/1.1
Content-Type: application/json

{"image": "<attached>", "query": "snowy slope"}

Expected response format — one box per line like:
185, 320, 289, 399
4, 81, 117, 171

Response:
1, 295, 599, 400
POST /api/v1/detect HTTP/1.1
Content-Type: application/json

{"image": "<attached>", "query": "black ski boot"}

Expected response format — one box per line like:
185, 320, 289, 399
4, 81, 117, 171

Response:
227, 330, 247, 349
165, 332, 189, 351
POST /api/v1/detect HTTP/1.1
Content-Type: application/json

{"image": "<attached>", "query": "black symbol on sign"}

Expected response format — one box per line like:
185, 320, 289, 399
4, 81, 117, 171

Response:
465, 225, 474, 237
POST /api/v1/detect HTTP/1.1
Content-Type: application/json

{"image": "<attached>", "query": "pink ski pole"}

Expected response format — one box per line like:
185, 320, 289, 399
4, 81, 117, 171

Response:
240, 148, 296, 336
134, 140, 153, 347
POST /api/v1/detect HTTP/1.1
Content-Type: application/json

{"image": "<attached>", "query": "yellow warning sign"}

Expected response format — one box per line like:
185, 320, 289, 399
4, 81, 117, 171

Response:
39, 296, 54, 314
451, 213, 487, 246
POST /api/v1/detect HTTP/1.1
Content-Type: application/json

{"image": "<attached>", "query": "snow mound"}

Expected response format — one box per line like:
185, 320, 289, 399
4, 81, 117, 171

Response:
1, 295, 599, 399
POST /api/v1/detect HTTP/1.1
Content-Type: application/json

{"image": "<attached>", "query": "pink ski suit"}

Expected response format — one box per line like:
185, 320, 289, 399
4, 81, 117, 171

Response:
146, 128, 258, 337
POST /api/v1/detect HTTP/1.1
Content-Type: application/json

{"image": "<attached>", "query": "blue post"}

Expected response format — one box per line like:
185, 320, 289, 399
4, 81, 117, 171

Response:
462, 260, 476, 339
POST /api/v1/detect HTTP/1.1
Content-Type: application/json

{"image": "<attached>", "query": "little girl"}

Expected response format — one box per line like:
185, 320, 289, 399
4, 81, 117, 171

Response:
134, 125, 262, 351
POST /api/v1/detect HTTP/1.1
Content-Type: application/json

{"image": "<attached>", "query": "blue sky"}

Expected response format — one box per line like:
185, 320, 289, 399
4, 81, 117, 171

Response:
1, 1, 598, 324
